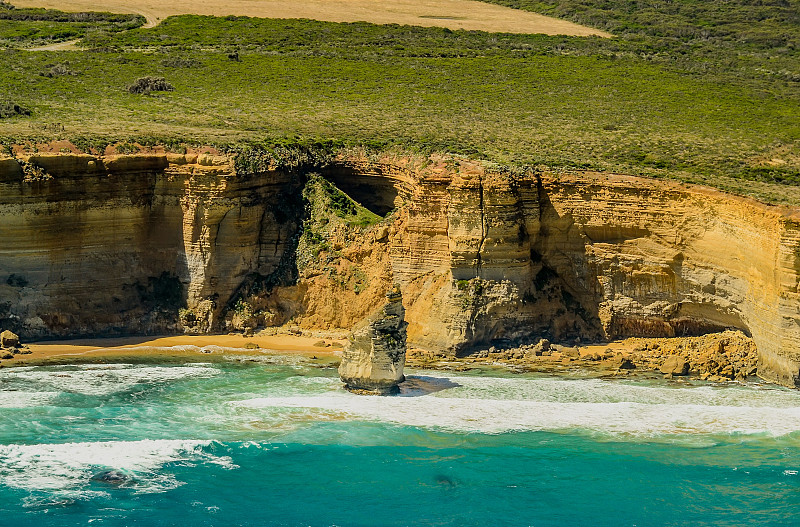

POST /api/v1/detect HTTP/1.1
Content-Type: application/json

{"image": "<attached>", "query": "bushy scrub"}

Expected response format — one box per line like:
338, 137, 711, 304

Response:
127, 76, 174, 94
0, 1, 144, 47
0, 100, 30, 118
1, 6, 798, 202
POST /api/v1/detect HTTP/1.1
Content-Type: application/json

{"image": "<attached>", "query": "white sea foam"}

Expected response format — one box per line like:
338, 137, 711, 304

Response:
232, 374, 800, 436
405, 372, 800, 407
0, 364, 220, 396
0, 439, 233, 493
223, 353, 309, 366
0, 391, 60, 407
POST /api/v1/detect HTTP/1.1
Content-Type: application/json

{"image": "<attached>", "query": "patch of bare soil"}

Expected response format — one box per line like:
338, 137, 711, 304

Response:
12, 0, 611, 36
28, 39, 80, 51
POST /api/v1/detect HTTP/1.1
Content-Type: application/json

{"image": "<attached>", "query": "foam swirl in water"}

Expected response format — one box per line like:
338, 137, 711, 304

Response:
0, 391, 61, 408
0, 439, 234, 493
0, 364, 220, 396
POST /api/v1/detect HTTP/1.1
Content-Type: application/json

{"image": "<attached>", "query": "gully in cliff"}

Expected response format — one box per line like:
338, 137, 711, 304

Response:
339, 285, 408, 394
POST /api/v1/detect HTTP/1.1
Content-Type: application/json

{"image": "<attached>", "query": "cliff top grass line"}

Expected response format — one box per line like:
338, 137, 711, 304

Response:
0, 0, 798, 204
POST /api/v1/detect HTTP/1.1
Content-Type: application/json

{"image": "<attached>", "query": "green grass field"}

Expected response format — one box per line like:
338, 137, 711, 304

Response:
0, 2, 143, 46
0, 1, 798, 203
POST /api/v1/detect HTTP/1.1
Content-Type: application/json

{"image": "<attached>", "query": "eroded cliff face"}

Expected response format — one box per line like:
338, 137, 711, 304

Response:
0, 152, 303, 338
537, 174, 800, 387
389, 159, 800, 386
1, 152, 798, 385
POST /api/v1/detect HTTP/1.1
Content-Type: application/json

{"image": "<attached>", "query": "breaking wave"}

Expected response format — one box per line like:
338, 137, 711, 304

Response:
0, 364, 220, 396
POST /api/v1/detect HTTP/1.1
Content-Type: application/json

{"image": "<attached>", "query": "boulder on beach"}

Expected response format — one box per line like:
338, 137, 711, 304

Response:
660, 355, 690, 376
0, 330, 19, 348
609, 354, 636, 370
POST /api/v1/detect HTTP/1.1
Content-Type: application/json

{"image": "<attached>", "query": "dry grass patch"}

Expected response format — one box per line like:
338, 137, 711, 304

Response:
11, 0, 610, 36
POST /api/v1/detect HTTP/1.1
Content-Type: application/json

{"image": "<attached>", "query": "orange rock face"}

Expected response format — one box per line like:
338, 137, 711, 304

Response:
1, 152, 798, 386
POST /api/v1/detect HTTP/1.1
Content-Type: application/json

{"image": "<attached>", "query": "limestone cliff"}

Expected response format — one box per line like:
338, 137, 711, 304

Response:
0, 152, 303, 338
338, 286, 407, 393
1, 151, 798, 386
380, 158, 800, 386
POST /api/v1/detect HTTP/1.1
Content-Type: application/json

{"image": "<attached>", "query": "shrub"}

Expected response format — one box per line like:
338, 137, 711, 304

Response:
0, 100, 30, 118
127, 76, 174, 94
40, 63, 76, 77
20, 161, 52, 182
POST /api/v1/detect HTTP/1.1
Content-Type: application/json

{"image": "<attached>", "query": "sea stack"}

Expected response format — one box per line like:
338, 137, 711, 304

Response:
339, 285, 408, 394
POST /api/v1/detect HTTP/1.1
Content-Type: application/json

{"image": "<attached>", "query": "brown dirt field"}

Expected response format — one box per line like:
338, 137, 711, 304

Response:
12, 0, 611, 36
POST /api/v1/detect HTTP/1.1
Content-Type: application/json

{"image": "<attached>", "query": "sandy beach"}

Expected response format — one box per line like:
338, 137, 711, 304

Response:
0, 328, 759, 384
1, 333, 345, 367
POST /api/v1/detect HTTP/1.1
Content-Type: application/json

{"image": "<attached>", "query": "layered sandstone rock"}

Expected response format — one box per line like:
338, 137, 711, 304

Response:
1, 151, 798, 386
537, 173, 800, 387
0, 152, 302, 338
338, 286, 408, 393
406, 330, 758, 381
379, 159, 799, 386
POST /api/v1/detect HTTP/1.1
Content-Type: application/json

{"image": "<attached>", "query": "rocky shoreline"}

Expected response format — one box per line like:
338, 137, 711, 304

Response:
2, 152, 798, 386
407, 330, 759, 384
0, 326, 770, 389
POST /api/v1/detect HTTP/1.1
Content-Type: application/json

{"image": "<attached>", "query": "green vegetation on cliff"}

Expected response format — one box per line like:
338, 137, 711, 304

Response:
0, 2, 798, 202
298, 173, 383, 269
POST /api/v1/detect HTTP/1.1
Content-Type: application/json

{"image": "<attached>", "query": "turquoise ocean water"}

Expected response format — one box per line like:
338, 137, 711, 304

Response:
0, 351, 799, 526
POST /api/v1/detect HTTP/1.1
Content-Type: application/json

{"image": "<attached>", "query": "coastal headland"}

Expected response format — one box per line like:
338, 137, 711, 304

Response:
1, 3, 800, 527
1, 1, 799, 387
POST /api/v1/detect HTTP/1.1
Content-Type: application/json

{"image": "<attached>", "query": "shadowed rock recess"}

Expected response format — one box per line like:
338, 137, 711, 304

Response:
1, 152, 799, 386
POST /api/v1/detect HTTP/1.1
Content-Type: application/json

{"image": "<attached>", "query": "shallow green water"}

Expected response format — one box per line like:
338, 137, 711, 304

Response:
0, 355, 798, 526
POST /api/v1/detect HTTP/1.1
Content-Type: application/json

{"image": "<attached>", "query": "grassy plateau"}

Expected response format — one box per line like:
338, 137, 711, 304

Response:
0, 0, 798, 203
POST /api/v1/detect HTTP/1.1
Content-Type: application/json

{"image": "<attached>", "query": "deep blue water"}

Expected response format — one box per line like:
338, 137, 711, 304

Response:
0, 355, 798, 526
